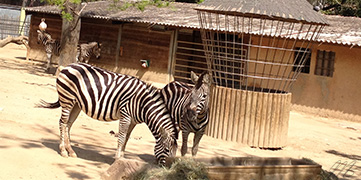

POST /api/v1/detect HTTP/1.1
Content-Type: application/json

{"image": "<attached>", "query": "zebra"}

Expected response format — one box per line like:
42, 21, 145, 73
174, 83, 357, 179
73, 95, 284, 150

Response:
160, 71, 211, 156
36, 30, 60, 71
37, 63, 178, 165
76, 42, 102, 64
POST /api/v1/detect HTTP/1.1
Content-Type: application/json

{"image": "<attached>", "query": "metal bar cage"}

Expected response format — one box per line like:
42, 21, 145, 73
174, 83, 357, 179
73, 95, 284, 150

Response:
197, 11, 326, 94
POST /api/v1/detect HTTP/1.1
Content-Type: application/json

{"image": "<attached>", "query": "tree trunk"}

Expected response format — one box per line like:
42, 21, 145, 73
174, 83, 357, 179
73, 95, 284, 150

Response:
57, 1, 81, 74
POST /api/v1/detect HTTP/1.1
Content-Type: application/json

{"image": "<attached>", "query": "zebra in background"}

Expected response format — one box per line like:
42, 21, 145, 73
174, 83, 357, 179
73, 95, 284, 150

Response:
76, 42, 102, 64
161, 71, 211, 156
37, 63, 178, 165
36, 30, 60, 71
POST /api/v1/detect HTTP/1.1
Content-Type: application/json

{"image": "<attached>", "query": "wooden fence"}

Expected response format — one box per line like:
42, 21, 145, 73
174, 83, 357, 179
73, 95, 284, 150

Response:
206, 85, 292, 148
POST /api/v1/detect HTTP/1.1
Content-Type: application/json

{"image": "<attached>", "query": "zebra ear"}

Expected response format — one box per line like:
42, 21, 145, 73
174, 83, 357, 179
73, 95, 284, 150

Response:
203, 72, 212, 84
190, 71, 199, 84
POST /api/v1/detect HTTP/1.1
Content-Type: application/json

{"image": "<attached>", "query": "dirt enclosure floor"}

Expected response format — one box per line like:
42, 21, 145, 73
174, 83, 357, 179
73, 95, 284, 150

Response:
0, 44, 361, 180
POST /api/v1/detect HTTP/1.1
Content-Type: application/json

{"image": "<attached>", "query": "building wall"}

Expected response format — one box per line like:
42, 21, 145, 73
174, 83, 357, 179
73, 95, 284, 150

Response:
27, 13, 172, 87
27, 13, 62, 63
291, 43, 361, 122
112, 23, 172, 87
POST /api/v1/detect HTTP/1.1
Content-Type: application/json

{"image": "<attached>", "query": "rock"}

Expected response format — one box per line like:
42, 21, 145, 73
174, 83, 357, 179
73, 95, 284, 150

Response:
101, 158, 147, 180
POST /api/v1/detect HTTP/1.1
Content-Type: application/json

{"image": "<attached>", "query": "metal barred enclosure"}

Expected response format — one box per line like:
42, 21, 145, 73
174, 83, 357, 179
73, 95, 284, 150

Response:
195, 0, 328, 148
0, 5, 31, 39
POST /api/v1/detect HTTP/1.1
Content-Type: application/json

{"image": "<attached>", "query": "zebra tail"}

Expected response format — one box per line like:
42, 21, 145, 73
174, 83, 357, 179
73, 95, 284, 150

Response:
35, 99, 60, 109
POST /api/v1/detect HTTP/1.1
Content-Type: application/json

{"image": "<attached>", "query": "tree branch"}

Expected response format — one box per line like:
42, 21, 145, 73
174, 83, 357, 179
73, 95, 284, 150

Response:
0, 35, 29, 48
76, 3, 87, 16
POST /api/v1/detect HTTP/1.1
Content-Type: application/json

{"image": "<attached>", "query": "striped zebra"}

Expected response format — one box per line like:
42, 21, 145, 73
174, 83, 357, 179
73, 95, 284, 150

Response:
76, 42, 102, 64
37, 63, 178, 165
36, 30, 60, 71
160, 71, 211, 156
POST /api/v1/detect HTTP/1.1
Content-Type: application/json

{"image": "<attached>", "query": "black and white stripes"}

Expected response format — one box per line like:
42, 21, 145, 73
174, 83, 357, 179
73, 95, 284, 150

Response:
36, 30, 60, 70
161, 71, 211, 156
76, 42, 102, 64
39, 63, 177, 165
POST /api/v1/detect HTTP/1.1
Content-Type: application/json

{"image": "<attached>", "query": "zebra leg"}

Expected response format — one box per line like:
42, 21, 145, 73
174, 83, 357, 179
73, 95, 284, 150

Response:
121, 122, 136, 153
46, 52, 52, 71
115, 116, 132, 159
192, 128, 205, 156
181, 130, 190, 156
59, 104, 81, 158
64, 104, 81, 157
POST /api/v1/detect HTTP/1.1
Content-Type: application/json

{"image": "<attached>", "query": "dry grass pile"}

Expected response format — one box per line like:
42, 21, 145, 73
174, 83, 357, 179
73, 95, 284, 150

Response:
132, 158, 209, 180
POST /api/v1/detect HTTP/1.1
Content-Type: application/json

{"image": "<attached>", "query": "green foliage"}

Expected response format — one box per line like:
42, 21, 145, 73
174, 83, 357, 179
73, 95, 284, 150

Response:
61, 11, 73, 21
132, 158, 209, 180
310, 0, 361, 17
111, 0, 174, 11
44, 0, 204, 20
41, 0, 80, 20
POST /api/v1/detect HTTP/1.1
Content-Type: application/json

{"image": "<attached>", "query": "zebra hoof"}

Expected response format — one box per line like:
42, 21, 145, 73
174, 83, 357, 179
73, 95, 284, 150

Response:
69, 152, 77, 158
60, 151, 69, 158
115, 152, 124, 159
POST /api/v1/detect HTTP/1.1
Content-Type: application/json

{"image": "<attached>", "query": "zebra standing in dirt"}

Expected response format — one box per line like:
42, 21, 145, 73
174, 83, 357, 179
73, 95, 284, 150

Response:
38, 63, 178, 165
36, 30, 60, 71
160, 71, 211, 156
76, 42, 102, 64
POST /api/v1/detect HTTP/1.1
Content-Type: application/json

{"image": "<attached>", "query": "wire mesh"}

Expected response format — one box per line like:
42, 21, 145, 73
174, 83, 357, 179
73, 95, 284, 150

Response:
197, 11, 325, 93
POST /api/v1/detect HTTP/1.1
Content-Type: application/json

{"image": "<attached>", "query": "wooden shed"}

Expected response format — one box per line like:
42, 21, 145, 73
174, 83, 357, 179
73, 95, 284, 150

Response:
25, 1, 361, 148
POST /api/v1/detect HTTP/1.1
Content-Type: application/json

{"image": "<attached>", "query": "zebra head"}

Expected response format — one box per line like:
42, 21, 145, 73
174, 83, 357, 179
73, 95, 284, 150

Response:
93, 42, 102, 59
183, 71, 212, 124
156, 127, 178, 165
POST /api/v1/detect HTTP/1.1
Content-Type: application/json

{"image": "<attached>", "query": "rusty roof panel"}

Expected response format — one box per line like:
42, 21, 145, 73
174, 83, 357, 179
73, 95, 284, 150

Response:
25, 1, 361, 48
195, 0, 328, 25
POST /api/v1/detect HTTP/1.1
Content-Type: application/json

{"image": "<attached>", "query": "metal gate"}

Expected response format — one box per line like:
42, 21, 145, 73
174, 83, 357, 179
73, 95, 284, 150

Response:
0, 5, 31, 39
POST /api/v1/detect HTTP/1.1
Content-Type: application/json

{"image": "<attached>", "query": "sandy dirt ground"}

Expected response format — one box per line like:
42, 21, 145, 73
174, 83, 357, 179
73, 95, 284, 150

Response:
0, 44, 360, 180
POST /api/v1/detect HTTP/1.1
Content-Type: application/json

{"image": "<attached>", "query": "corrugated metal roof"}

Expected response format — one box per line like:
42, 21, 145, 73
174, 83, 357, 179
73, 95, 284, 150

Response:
25, 1, 361, 48
195, 0, 328, 25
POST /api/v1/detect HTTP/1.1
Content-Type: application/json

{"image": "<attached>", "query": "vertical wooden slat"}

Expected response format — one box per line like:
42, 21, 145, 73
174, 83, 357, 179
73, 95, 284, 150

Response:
243, 91, 252, 144
207, 86, 217, 137
269, 93, 279, 147
273, 94, 282, 147
281, 93, 292, 146
218, 87, 227, 139
208, 86, 215, 137
223, 88, 232, 140
258, 92, 268, 147
232, 89, 241, 142
248, 91, 257, 146
214, 86, 222, 139
254, 92, 263, 147
238, 89, 246, 143
227, 89, 236, 141
264, 93, 273, 147
277, 93, 285, 147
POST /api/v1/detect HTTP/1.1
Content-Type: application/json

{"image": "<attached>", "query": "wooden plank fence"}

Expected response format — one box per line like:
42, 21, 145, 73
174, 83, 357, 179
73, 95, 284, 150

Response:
206, 85, 292, 148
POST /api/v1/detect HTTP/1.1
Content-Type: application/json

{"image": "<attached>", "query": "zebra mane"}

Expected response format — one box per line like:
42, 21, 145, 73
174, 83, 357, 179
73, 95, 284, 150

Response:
144, 83, 159, 96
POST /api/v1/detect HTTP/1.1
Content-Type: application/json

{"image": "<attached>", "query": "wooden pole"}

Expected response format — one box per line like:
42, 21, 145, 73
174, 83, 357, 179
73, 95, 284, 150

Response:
115, 24, 123, 71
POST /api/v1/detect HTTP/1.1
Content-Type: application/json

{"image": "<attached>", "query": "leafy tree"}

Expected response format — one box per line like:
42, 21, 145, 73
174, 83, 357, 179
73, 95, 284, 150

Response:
308, 0, 361, 17
42, 0, 84, 73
